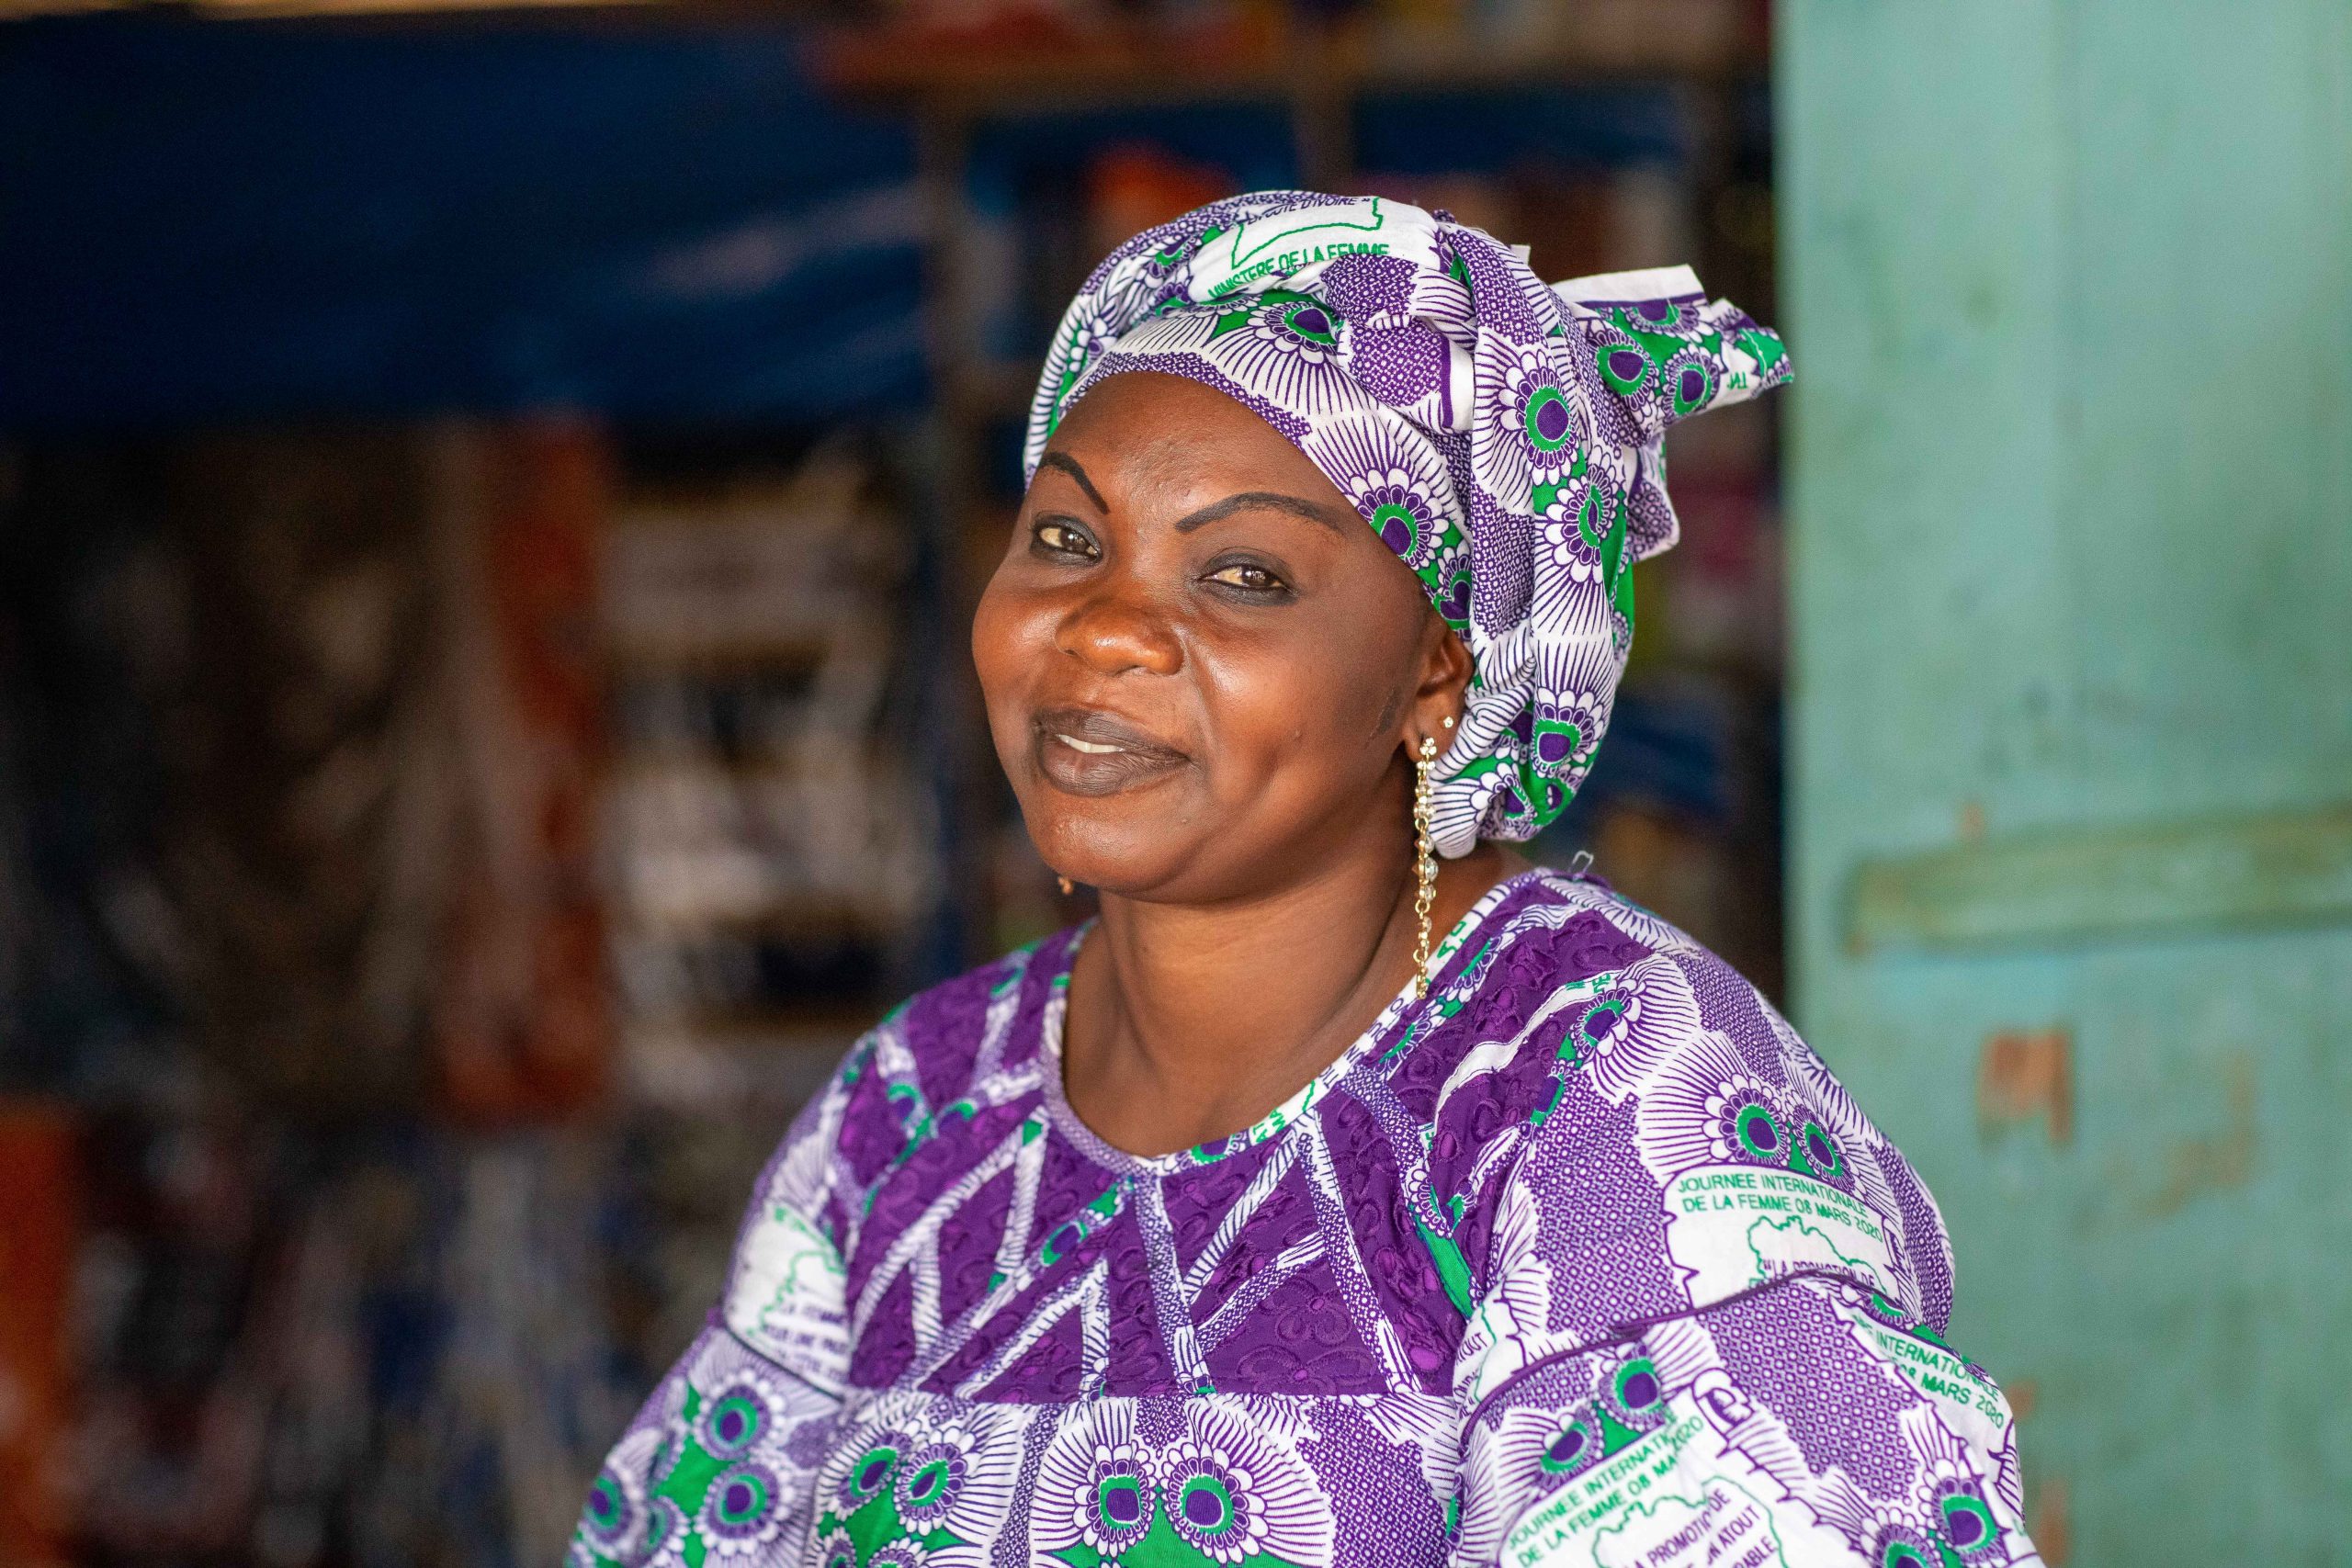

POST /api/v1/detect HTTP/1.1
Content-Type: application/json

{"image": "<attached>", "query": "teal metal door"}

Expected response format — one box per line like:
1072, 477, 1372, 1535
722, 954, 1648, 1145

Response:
1781, 4, 2352, 1561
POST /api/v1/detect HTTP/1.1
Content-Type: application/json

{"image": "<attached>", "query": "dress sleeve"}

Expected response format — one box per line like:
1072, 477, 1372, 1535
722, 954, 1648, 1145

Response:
567, 1052, 861, 1568
1442, 942, 2040, 1568
1452, 1274, 2037, 1568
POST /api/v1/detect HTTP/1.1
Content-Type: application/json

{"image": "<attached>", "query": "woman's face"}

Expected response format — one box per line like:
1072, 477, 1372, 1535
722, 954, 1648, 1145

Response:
973, 372, 1467, 904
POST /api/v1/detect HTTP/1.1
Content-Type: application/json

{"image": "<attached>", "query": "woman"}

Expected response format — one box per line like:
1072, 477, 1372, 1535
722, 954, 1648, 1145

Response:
571, 193, 2037, 1568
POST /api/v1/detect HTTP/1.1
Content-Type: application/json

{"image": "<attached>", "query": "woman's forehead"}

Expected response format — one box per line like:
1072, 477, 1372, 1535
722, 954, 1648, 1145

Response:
1047, 373, 1337, 499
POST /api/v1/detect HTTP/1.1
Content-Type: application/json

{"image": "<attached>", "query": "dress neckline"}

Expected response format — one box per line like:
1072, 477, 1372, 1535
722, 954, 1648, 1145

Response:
1034, 868, 1548, 1179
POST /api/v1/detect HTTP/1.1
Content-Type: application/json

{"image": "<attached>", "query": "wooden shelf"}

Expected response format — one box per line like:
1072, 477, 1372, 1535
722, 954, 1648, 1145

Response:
815, 6, 1765, 111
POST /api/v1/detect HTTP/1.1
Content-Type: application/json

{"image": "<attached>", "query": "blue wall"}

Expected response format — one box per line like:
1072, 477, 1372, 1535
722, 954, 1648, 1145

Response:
1782, 3, 2352, 1558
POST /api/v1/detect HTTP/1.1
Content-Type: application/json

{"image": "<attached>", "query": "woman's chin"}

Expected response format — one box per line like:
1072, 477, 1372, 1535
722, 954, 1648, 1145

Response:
1023, 802, 1224, 904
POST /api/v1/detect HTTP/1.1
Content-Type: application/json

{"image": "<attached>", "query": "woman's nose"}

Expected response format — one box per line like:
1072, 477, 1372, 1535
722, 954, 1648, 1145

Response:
1055, 588, 1183, 677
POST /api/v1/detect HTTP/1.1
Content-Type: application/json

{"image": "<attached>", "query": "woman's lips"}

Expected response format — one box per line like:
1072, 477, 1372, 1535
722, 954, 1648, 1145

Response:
1031, 705, 1189, 797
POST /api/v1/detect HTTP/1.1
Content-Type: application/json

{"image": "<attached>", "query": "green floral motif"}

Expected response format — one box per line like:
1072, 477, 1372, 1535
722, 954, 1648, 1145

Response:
653, 1401, 733, 1563
1281, 298, 1339, 347
814, 1439, 970, 1566
1522, 384, 1575, 455
1790, 1118, 1846, 1182
1598, 341, 1650, 396
1668, 354, 1715, 418
567, 1386, 762, 1568
1046, 1497, 1314, 1568
1525, 972, 1628, 1129
1368, 500, 1421, 549
1530, 447, 1593, 519
1735, 1102, 1786, 1163
1207, 288, 1327, 342
1536, 1414, 1599, 1474
1607, 304, 1690, 374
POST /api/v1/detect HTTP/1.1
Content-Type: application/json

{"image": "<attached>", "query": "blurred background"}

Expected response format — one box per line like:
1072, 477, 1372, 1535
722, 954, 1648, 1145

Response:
0, 1, 2342, 1563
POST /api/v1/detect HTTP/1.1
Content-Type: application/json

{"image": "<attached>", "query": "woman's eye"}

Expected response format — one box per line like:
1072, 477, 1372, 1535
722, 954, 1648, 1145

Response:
1204, 560, 1290, 594
1032, 520, 1100, 559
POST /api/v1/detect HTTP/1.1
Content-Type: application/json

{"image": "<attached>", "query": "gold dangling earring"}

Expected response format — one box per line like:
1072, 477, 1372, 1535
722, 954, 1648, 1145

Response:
1057, 875, 1075, 897
1411, 734, 1439, 999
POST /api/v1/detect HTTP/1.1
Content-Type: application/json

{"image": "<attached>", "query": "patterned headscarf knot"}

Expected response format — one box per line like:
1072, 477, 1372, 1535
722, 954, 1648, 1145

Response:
1023, 190, 1791, 855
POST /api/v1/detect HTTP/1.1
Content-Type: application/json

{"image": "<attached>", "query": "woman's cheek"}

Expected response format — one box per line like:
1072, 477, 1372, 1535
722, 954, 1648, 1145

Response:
969, 581, 1036, 702
1195, 638, 1337, 789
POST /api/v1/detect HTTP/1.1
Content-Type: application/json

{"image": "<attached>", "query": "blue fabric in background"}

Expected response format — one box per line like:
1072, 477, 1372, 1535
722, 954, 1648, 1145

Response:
0, 18, 1699, 431
0, 16, 928, 429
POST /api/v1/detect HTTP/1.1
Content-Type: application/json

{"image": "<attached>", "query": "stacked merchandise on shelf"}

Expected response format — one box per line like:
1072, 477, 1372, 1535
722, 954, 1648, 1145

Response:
46, 1110, 633, 1568
597, 433, 944, 1356
0, 424, 751, 1567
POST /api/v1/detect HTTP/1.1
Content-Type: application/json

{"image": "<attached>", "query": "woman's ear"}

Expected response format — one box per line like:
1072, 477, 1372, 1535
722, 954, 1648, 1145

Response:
1408, 611, 1473, 747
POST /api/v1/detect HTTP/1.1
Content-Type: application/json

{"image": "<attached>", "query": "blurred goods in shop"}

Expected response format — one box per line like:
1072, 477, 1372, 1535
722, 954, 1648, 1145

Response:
50, 1111, 627, 1568
0, 419, 946, 1562
598, 432, 947, 1366
0, 7, 1779, 1560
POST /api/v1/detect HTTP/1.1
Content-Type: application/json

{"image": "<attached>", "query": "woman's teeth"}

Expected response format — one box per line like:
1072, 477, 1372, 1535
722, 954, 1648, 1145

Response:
1056, 733, 1125, 755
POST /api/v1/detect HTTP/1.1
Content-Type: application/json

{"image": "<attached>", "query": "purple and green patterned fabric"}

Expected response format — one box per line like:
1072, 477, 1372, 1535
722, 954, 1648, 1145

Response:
1022, 192, 1792, 853
571, 870, 2041, 1567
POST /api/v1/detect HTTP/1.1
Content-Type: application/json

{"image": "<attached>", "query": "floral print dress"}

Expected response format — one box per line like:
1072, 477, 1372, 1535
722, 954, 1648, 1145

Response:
572, 869, 2040, 1568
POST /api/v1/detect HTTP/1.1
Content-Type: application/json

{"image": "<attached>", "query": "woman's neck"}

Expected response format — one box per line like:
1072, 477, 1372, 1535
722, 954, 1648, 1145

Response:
1059, 829, 1519, 1159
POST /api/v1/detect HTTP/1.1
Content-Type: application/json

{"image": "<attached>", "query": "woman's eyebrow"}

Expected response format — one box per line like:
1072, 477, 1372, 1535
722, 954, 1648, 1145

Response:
1173, 491, 1350, 535
1037, 452, 1108, 512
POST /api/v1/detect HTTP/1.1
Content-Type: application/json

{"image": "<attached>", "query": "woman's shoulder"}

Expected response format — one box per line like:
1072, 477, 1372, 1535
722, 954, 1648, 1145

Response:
1411, 868, 1957, 1342
843, 927, 1077, 1106
715, 932, 1077, 1373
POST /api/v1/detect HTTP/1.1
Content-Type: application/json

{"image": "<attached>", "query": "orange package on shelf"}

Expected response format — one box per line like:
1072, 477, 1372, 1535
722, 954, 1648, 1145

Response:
434, 422, 615, 1124
0, 1103, 76, 1567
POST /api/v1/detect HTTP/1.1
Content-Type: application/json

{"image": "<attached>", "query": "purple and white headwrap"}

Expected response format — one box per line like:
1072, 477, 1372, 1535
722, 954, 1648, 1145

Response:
1023, 190, 1791, 854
